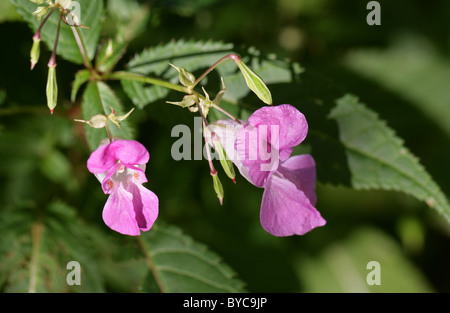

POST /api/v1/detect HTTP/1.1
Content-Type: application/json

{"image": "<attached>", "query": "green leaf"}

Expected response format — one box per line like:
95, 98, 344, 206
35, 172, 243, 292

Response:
11, 0, 104, 64
296, 227, 434, 292
329, 94, 450, 222
71, 69, 90, 102
139, 223, 246, 293
122, 40, 234, 108
121, 40, 296, 113
105, 0, 150, 43
95, 39, 127, 74
38, 148, 77, 190
0, 1, 21, 22
81, 81, 134, 150
0, 201, 104, 292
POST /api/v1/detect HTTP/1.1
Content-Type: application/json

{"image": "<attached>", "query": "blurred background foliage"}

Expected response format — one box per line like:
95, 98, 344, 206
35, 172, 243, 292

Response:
0, 0, 450, 292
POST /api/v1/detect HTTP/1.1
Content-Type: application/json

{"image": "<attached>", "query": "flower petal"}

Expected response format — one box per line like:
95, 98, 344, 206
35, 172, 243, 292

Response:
87, 142, 117, 174
108, 140, 150, 166
278, 154, 317, 205
235, 124, 277, 187
260, 172, 325, 236
248, 104, 308, 153
102, 183, 141, 236
127, 181, 159, 232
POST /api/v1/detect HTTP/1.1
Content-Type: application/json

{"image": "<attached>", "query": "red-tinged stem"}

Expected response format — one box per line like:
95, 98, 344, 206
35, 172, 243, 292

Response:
192, 54, 241, 88
34, 7, 58, 39
48, 12, 63, 67
211, 103, 243, 125
70, 25, 92, 70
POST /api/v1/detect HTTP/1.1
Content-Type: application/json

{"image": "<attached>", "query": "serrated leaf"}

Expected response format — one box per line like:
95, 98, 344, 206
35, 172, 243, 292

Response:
139, 223, 246, 293
329, 94, 450, 221
0, 201, 104, 292
122, 40, 234, 108
122, 40, 297, 113
12, 0, 103, 64
71, 69, 90, 102
81, 81, 134, 150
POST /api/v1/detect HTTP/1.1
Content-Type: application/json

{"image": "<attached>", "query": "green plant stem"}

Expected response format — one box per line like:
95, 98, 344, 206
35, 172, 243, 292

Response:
106, 71, 190, 94
71, 25, 92, 70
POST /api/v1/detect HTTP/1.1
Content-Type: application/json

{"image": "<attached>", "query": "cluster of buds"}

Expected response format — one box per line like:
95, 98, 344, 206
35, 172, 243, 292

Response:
74, 107, 135, 130
29, 0, 85, 114
166, 54, 273, 204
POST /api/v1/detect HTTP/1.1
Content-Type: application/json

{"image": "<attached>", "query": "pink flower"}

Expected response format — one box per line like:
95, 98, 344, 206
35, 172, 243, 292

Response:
87, 139, 159, 236
209, 104, 325, 236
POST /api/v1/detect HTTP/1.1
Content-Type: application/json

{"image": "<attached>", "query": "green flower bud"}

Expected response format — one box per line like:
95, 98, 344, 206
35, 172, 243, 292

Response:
107, 107, 135, 129
211, 171, 224, 205
32, 6, 49, 21
169, 63, 196, 88
46, 64, 58, 114
213, 135, 236, 183
236, 60, 273, 105
74, 114, 107, 129
166, 95, 197, 108
30, 35, 41, 70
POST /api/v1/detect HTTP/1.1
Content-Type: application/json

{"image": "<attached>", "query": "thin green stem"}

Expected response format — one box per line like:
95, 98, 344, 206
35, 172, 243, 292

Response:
106, 71, 190, 94
71, 25, 92, 69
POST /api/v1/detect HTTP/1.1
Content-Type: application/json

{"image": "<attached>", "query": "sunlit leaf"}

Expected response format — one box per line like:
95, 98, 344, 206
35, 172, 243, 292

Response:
329, 94, 450, 222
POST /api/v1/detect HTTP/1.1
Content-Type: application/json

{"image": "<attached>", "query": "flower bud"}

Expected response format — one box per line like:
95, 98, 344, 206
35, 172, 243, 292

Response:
211, 171, 224, 205
166, 95, 197, 108
107, 107, 135, 129
169, 63, 196, 88
236, 60, 273, 105
213, 134, 236, 183
46, 64, 58, 114
32, 6, 49, 21
56, 0, 72, 9
74, 114, 107, 128
30, 0, 45, 4
30, 34, 41, 70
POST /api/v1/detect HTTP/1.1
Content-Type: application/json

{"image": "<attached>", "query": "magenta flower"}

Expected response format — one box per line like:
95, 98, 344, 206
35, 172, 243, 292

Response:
209, 104, 325, 236
87, 139, 159, 236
